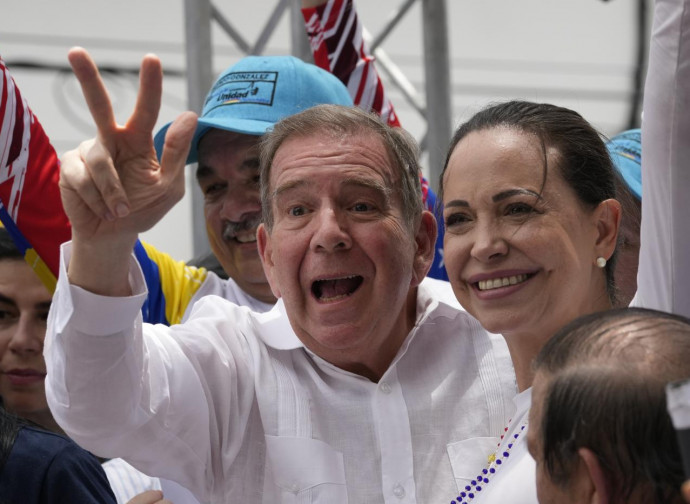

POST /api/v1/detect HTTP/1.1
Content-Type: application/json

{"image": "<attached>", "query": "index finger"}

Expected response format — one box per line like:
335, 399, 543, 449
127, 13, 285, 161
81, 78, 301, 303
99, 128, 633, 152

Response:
67, 47, 116, 136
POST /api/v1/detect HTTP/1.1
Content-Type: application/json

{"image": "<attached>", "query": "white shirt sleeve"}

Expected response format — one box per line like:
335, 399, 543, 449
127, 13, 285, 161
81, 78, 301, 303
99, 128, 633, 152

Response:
44, 243, 255, 502
635, 0, 690, 316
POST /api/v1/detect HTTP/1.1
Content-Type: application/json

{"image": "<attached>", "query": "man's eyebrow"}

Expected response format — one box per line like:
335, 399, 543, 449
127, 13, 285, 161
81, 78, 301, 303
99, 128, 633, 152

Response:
272, 176, 391, 201
196, 157, 260, 181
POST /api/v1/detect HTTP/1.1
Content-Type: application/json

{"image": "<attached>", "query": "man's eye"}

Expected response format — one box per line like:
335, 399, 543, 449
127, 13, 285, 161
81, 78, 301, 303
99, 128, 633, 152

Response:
288, 206, 306, 217
203, 183, 226, 196
352, 202, 372, 212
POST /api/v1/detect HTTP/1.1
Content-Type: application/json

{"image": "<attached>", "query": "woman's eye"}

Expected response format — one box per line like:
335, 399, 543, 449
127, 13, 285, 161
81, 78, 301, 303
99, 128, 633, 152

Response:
506, 203, 533, 216
288, 206, 306, 217
445, 213, 470, 227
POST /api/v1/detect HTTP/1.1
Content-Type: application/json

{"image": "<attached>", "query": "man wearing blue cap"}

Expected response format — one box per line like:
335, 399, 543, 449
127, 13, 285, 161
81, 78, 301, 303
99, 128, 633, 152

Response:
141, 54, 353, 325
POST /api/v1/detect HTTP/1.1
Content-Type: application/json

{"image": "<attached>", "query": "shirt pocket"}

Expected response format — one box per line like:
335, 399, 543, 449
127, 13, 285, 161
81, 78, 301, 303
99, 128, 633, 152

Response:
447, 437, 499, 491
264, 435, 348, 504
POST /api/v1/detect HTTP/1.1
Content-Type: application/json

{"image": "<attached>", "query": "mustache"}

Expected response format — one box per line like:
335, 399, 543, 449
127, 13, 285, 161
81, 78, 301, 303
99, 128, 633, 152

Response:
222, 214, 262, 240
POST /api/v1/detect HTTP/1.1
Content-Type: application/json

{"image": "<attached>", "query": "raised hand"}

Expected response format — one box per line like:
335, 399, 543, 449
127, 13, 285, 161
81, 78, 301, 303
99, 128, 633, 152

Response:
60, 47, 197, 246
61, 48, 197, 295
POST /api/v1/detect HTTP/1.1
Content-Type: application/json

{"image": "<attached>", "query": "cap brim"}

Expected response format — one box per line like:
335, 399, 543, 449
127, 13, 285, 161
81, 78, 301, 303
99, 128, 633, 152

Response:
154, 116, 272, 165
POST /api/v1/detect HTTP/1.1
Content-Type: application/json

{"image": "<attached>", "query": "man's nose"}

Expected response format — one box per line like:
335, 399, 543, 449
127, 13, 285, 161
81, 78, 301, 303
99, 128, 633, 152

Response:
219, 185, 262, 223
310, 208, 352, 252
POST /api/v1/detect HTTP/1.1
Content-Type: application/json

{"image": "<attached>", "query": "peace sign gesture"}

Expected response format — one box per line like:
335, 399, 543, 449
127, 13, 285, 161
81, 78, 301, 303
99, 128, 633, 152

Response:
60, 48, 197, 295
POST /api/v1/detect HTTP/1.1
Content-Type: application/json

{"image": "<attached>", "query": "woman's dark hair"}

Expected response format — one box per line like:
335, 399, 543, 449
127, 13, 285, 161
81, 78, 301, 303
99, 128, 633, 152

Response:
439, 100, 621, 302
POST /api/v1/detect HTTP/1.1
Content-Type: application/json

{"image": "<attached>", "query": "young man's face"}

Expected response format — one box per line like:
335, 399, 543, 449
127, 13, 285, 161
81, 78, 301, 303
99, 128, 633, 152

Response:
197, 129, 274, 303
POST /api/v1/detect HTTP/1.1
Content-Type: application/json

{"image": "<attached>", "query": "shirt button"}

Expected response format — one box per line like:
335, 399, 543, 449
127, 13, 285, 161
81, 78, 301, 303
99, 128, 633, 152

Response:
393, 484, 405, 498
380, 382, 392, 394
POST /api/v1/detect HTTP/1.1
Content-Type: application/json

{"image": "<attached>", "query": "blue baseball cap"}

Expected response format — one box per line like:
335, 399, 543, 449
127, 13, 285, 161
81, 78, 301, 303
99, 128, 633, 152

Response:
154, 55, 353, 164
606, 128, 641, 200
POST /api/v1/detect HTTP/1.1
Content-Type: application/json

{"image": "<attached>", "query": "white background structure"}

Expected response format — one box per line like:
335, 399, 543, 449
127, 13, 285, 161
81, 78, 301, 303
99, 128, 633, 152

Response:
1, 0, 645, 261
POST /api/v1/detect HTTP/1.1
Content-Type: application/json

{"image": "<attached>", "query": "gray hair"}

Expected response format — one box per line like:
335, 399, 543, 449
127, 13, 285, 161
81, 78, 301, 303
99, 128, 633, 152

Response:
259, 104, 423, 231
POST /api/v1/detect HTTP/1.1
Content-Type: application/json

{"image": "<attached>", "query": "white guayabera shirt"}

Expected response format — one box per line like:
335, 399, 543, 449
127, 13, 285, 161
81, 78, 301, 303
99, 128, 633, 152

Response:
45, 252, 516, 504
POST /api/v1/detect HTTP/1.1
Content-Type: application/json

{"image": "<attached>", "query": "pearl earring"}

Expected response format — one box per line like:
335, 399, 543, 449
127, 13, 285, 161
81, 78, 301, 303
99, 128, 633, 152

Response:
596, 257, 607, 268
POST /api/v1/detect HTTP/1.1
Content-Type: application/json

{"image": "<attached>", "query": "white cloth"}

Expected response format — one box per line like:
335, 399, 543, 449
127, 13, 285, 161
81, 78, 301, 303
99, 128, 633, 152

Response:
45, 249, 516, 504
452, 389, 535, 504
103, 458, 162, 502
183, 271, 273, 321
632, 0, 690, 315
103, 271, 272, 504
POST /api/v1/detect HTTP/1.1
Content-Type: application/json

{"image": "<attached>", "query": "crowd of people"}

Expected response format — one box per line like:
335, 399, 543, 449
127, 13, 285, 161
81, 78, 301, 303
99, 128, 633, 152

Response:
0, 0, 689, 503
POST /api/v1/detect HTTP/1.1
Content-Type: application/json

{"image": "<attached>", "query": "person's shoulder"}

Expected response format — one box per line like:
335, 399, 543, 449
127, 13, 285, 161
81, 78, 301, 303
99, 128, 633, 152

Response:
17, 425, 75, 454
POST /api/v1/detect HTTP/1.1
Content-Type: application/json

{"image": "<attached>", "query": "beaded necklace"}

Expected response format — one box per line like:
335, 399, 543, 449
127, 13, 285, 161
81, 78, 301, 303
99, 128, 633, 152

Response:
449, 420, 528, 504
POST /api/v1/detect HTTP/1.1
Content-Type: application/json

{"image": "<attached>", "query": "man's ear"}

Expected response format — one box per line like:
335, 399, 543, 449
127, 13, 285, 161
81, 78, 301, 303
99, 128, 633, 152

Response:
578, 447, 610, 504
257, 223, 281, 298
411, 211, 438, 287
593, 198, 621, 262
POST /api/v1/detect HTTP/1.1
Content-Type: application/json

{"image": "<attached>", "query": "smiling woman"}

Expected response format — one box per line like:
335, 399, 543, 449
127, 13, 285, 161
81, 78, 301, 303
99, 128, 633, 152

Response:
439, 97, 675, 504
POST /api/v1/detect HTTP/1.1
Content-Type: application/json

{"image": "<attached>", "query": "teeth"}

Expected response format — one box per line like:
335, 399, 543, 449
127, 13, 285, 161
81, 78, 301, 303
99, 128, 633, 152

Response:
477, 274, 528, 291
235, 235, 257, 244
319, 293, 350, 302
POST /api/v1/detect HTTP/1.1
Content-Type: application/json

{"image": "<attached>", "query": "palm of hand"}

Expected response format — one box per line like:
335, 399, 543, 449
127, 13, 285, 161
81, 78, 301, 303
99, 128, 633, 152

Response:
60, 48, 197, 244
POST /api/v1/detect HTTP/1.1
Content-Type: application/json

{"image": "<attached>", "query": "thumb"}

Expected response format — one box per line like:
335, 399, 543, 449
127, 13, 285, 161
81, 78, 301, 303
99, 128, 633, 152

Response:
159, 111, 198, 179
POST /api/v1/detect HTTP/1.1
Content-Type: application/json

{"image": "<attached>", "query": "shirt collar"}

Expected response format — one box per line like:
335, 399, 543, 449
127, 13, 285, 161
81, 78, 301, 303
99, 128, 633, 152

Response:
253, 299, 305, 350
254, 279, 468, 354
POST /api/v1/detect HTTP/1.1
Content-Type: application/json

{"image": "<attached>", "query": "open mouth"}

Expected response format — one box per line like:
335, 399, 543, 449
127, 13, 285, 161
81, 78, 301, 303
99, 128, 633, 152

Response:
476, 273, 533, 291
233, 234, 257, 244
311, 275, 363, 302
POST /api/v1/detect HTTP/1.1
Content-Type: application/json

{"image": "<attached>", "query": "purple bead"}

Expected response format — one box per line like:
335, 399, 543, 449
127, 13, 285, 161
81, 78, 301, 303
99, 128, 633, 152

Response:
471, 480, 476, 486
496, 459, 502, 465
482, 469, 488, 475
469, 493, 475, 499
503, 451, 510, 457
477, 486, 482, 491
465, 485, 471, 491
489, 468, 496, 473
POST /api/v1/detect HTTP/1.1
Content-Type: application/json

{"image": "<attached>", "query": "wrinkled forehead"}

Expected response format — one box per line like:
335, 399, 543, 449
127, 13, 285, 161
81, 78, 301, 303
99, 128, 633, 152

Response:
268, 131, 399, 189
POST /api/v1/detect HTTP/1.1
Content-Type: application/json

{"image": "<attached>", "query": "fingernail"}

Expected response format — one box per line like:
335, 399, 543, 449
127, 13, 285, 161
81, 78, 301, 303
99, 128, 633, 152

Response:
104, 211, 115, 222
115, 203, 130, 218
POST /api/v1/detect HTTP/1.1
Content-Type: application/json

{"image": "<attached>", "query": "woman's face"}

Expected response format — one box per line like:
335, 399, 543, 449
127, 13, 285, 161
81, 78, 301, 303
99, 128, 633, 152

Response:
0, 259, 51, 420
442, 127, 615, 338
